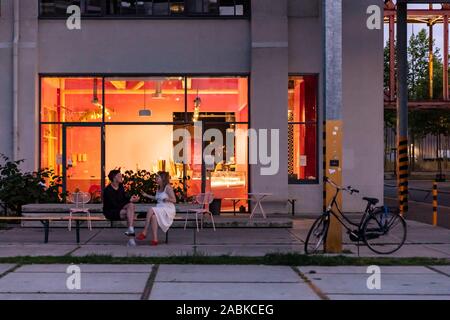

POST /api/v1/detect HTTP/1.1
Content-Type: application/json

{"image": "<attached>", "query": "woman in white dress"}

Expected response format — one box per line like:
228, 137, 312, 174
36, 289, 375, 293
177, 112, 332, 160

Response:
137, 171, 176, 245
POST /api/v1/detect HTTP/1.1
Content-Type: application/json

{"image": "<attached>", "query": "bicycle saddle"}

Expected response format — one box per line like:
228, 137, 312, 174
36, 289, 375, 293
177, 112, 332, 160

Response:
363, 197, 379, 205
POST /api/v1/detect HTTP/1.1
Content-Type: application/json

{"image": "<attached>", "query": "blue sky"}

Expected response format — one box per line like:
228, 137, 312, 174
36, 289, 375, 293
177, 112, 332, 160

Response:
383, 4, 448, 55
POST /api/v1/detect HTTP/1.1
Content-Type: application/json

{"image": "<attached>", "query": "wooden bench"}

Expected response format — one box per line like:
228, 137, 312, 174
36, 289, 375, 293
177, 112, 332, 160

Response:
0, 215, 198, 245
223, 197, 297, 216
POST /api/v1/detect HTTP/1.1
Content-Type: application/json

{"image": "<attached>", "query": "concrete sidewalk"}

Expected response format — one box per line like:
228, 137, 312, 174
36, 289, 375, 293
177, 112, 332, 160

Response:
0, 218, 449, 258
0, 264, 449, 300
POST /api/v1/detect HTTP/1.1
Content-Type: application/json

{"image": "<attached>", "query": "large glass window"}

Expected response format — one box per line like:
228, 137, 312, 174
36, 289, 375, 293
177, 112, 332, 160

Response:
104, 77, 185, 122
39, 0, 250, 17
288, 75, 318, 183
40, 76, 249, 211
41, 77, 103, 123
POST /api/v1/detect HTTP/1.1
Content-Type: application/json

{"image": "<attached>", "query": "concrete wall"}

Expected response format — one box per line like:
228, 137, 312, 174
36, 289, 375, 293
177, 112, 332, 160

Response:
342, 0, 384, 211
0, 0, 13, 160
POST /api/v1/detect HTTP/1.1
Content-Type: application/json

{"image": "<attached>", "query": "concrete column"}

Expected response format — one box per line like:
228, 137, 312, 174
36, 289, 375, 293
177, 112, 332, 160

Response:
0, 1, 14, 159
250, 0, 288, 212
17, 0, 39, 171
323, 0, 343, 253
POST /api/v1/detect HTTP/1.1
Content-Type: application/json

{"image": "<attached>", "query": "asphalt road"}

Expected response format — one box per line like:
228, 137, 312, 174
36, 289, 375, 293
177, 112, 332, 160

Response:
384, 180, 450, 207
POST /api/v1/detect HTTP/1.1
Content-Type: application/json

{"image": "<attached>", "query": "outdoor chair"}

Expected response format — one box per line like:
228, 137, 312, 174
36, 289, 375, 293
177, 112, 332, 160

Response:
185, 192, 216, 232
68, 192, 92, 231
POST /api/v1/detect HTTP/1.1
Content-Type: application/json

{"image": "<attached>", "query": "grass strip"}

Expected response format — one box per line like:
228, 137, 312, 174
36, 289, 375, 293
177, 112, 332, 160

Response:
0, 253, 448, 266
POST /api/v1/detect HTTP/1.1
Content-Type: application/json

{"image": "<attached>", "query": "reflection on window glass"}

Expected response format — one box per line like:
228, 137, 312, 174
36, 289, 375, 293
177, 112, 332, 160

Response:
40, 0, 80, 15
40, 0, 249, 17
288, 75, 318, 183
153, 0, 169, 15
84, 0, 103, 14
136, 0, 154, 15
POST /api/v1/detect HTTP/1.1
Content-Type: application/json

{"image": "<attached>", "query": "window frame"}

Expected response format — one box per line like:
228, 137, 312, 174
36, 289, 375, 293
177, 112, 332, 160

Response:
39, 73, 251, 199
288, 73, 320, 185
38, 0, 251, 19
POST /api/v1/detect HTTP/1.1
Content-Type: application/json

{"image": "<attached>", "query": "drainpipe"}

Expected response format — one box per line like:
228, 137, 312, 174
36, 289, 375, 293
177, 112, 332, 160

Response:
13, 0, 20, 160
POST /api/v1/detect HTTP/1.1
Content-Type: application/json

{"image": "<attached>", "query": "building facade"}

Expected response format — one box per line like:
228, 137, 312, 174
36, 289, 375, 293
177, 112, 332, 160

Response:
0, 0, 384, 213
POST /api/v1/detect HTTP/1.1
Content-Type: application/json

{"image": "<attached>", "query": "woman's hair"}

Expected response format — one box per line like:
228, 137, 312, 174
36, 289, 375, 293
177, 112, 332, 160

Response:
157, 171, 170, 190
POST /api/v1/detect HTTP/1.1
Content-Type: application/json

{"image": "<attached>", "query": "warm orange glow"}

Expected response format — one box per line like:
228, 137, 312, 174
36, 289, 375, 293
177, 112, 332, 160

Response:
41, 76, 249, 210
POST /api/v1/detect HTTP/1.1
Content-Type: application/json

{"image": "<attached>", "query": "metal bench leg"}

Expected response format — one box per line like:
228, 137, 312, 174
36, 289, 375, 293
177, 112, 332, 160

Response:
41, 220, 49, 244
68, 211, 72, 231
210, 212, 216, 231
87, 210, 92, 231
76, 220, 81, 244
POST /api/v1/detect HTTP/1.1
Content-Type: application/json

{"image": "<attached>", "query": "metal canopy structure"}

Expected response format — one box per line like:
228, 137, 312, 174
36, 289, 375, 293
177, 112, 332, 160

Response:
384, 0, 450, 108
384, 0, 450, 215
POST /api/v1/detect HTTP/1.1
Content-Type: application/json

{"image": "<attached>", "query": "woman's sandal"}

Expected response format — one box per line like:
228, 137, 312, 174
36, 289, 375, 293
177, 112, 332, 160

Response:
151, 240, 159, 246
136, 233, 147, 241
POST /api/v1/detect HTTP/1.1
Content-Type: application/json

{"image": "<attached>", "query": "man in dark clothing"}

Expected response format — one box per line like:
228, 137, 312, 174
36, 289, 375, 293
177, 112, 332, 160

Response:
103, 169, 139, 237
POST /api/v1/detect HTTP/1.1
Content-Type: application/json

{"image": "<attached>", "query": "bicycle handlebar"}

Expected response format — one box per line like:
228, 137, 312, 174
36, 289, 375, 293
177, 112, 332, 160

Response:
324, 177, 359, 195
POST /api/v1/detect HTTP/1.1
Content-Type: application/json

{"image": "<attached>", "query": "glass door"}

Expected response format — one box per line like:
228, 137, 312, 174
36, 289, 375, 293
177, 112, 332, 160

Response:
62, 125, 103, 200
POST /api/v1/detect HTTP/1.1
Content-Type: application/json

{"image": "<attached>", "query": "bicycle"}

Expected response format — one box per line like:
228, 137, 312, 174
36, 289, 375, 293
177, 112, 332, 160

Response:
304, 177, 407, 255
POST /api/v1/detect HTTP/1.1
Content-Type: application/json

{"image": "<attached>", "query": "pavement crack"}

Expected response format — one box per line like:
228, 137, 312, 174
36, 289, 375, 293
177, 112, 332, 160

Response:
426, 265, 450, 277
140, 264, 159, 300
291, 266, 329, 300
0, 264, 22, 280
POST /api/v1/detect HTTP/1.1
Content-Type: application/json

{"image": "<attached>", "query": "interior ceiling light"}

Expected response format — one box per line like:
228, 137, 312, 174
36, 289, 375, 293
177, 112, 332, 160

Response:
139, 82, 152, 117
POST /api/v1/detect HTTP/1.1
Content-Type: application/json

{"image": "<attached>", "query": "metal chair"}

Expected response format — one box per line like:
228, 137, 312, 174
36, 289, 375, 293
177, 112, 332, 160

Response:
185, 192, 216, 232
68, 192, 92, 231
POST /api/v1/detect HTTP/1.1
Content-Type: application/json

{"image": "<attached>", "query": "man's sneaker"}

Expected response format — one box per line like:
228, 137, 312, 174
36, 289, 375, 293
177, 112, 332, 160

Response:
127, 238, 137, 247
124, 230, 135, 237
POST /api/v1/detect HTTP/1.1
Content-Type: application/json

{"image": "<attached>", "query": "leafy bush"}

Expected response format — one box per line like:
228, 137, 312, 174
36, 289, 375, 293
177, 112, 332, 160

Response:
0, 154, 65, 216
121, 169, 190, 203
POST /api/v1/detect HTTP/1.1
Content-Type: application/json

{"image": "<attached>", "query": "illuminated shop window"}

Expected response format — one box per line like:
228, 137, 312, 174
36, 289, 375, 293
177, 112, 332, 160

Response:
288, 75, 318, 183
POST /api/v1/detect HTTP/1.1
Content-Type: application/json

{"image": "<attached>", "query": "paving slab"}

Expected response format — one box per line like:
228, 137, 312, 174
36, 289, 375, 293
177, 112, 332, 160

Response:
429, 266, 450, 276
150, 282, 318, 300
156, 265, 301, 283
16, 264, 153, 273
70, 244, 193, 257
194, 229, 298, 245
0, 293, 141, 300
299, 266, 437, 275
0, 264, 16, 275
342, 243, 450, 258
305, 273, 450, 295
193, 245, 304, 256
0, 228, 96, 244
0, 272, 148, 293
0, 244, 77, 257
328, 294, 450, 300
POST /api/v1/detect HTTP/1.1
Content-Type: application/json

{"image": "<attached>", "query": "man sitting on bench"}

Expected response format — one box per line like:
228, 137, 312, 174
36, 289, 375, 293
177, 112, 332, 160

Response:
103, 169, 140, 245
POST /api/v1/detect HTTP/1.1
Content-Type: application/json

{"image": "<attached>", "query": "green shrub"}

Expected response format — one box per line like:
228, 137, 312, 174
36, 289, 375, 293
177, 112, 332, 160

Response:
0, 154, 65, 216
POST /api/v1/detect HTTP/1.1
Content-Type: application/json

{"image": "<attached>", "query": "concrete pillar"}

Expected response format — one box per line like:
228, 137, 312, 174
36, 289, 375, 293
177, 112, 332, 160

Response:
250, 0, 288, 212
17, 0, 39, 171
0, 1, 14, 159
323, 0, 343, 253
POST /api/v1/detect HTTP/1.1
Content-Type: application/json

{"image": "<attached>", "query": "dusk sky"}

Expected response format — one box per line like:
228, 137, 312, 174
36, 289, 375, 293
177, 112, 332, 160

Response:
384, 3, 448, 55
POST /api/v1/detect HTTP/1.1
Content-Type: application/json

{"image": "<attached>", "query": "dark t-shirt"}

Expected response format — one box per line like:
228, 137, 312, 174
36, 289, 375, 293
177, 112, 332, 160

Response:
103, 184, 130, 221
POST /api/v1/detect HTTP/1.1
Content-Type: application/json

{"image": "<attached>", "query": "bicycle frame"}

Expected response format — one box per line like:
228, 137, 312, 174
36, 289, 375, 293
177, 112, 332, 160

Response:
324, 180, 375, 235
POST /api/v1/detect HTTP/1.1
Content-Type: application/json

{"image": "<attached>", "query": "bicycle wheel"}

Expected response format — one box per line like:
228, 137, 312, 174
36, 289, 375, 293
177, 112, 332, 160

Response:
305, 214, 330, 254
362, 208, 407, 254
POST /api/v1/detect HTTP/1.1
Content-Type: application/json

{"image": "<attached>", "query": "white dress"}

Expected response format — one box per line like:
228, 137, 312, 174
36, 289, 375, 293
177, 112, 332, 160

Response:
153, 186, 176, 233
